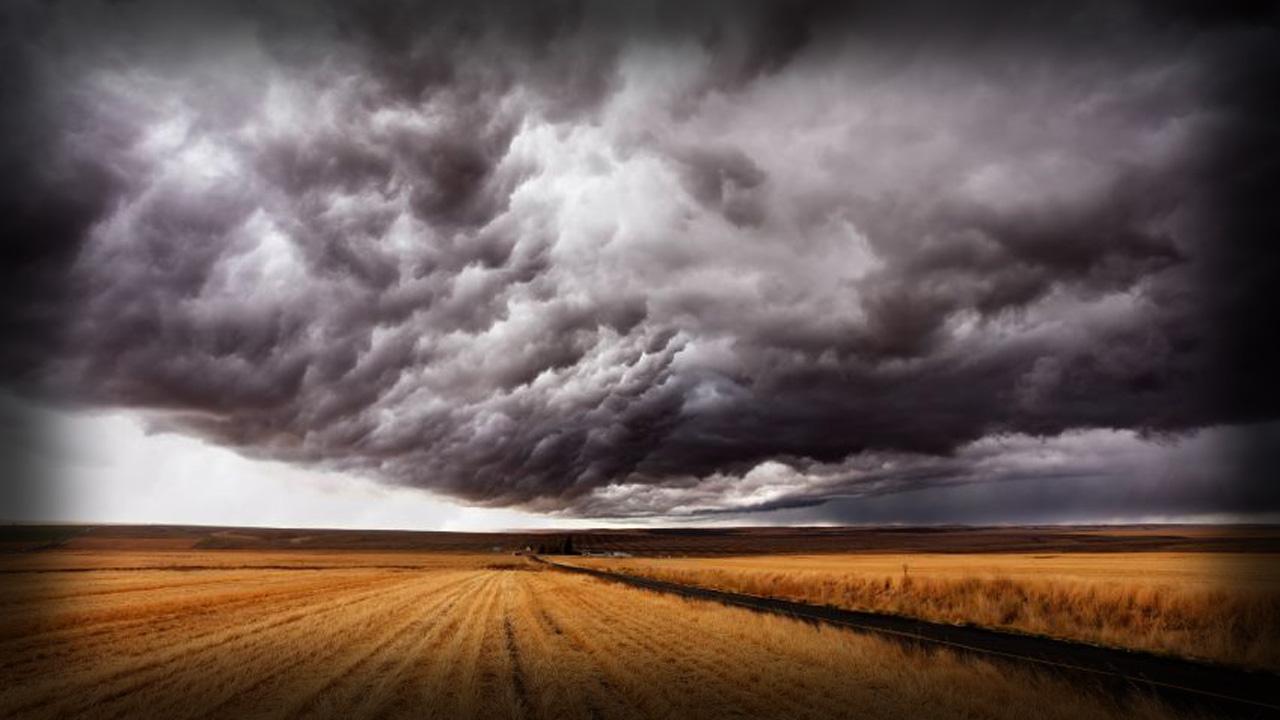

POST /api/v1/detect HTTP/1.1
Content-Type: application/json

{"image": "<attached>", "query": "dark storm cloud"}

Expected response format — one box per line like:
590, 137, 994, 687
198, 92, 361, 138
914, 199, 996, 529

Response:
0, 4, 120, 383
2, 0, 1276, 518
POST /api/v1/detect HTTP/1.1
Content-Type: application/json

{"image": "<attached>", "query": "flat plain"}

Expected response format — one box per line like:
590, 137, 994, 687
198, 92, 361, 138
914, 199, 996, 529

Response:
1, 524, 1274, 719
0, 549, 1182, 720
572, 550, 1280, 669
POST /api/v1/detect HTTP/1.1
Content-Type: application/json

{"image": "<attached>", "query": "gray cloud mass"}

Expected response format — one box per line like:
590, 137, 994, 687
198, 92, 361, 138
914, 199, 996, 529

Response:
2, 0, 1276, 519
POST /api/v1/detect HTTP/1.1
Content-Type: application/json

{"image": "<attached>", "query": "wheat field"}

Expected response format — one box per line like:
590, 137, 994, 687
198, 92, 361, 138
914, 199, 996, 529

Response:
0, 550, 1187, 720
572, 552, 1280, 670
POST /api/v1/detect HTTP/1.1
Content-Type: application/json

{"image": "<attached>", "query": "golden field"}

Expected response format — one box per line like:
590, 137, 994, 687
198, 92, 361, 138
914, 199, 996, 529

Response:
571, 552, 1280, 670
0, 549, 1187, 720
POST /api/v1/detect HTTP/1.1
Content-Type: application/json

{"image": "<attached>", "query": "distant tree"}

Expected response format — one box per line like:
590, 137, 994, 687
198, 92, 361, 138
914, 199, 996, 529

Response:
529, 535, 580, 555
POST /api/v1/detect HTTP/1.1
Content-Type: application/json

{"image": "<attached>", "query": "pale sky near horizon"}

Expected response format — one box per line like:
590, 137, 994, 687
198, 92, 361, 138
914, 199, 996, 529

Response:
40, 406, 573, 531
4, 399, 1268, 530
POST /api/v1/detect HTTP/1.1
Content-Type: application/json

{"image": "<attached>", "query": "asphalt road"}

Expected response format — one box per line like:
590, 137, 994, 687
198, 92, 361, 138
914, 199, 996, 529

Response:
537, 557, 1280, 719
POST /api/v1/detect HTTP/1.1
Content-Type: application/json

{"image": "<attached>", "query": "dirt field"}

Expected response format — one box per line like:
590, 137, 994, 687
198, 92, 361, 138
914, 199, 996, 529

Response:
571, 552, 1280, 669
0, 549, 1186, 720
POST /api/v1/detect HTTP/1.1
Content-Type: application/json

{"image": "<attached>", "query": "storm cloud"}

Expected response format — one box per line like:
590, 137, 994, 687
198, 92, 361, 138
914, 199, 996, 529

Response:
3, 0, 1277, 519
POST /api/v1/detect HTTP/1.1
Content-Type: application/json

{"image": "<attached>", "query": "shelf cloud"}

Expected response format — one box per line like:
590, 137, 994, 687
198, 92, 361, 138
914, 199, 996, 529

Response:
3, 0, 1276, 519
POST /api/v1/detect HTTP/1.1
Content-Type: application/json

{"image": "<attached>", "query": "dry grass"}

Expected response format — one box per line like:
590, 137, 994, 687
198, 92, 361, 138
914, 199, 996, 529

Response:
0, 549, 1190, 719
572, 552, 1280, 670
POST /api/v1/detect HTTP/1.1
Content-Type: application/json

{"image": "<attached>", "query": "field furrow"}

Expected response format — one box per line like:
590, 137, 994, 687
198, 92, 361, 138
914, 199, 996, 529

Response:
0, 572, 414, 679
0, 571, 472, 715
0, 551, 1191, 720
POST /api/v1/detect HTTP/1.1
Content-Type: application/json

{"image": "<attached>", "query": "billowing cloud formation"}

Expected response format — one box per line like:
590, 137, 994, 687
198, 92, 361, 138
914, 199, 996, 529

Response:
580, 424, 1280, 520
2, 0, 1277, 518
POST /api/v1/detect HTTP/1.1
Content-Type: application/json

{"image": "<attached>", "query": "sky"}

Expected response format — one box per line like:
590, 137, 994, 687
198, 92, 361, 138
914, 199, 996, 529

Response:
2, 0, 1277, 529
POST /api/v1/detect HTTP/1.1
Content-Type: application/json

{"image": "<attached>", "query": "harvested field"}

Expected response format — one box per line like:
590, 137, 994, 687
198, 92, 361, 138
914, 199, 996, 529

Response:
0, 550, 1187, 720
571, 552, 1280, 670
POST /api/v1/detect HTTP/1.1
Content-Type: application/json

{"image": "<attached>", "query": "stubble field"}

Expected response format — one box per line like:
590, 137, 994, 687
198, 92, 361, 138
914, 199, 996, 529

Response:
571, 552, 1280, 669
0, 549, 1186, 720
